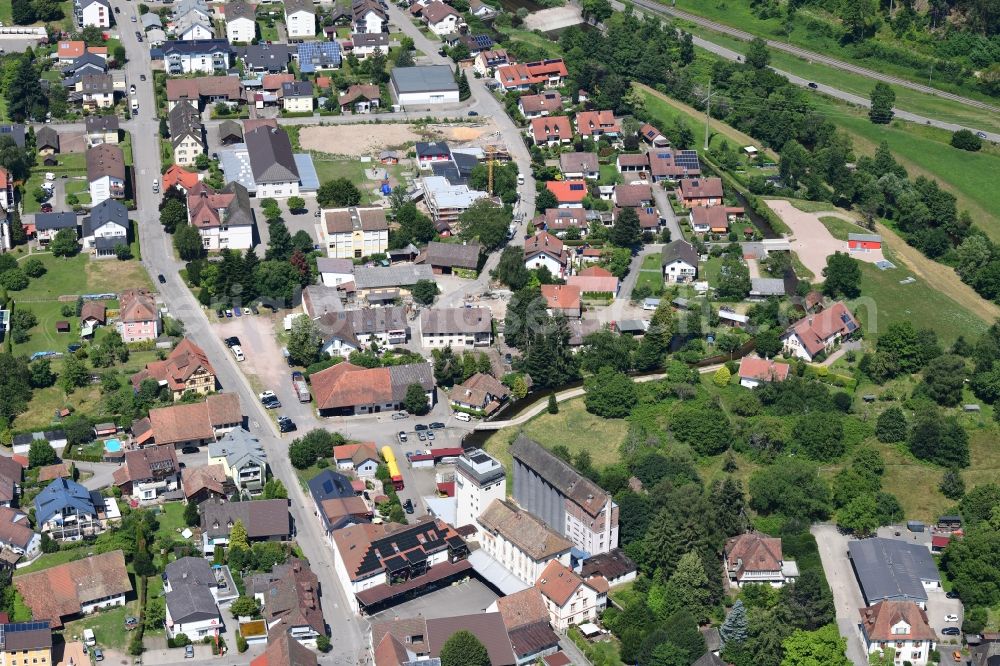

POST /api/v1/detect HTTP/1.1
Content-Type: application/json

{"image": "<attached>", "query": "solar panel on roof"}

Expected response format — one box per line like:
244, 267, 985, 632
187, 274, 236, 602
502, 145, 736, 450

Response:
569, 183, 584, 191
656, 152, 671, 159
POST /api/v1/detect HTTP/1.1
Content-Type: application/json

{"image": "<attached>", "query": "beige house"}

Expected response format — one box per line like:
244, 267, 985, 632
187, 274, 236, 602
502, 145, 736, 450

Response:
318, 206, 388, 259
535, 560, 608, 631
476, 499, 573, 587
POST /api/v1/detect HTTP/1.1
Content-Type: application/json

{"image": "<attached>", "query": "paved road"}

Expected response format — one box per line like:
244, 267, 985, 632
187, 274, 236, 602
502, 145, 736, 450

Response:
810, 524, 869, 666
75, 461, 121, 490
104, 4, 370, 663
613, 0, 1000, 142
632, 0, 1000, 115
651, 183, 682, 242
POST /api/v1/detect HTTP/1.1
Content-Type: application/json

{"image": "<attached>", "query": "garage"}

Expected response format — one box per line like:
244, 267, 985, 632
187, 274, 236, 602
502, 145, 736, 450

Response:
391, 65, 460, 107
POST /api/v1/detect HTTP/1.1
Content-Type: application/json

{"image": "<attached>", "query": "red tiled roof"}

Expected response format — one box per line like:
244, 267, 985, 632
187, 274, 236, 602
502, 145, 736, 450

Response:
311, 363, 392, 411
536, 560, 600, 606
785, 302, 858, 357
726, 532, 783, 576
530, 116, 572, 144
524, 231, 565, 260
541, 284, 581, 312
496, 63, 544, 88
131, 338, 215, 393
859, 601, 937, 642
545, 179, 588, 204
737, 356, 790, 382
575, 110, 620, 136
679, 177, 724, 200
162, 164, 200, 192
525, 59, 567, 78
13, 551, 132, 627
119, 288, 157, 324
567, 274, 618, 294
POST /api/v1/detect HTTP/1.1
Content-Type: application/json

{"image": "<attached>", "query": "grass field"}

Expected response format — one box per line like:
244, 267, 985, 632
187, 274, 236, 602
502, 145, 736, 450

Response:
483, 398, 630, 480
14, 544, 93, 575
635, 253, 664, 296
849, 259, 989, 346
810, 97, 1000, 241
677, 25, 1000, 136
152, 502, 187, 543
818, 215, 863, 241
63, 599, 139, 651
666, 0, 997, 106
310, 156, 406, 206
495, 27, 564, 58
12, 252, 151, 300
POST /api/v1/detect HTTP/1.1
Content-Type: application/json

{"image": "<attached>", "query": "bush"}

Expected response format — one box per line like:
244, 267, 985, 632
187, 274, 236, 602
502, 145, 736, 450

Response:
951, 129, 982, 152
317, 635, 331, 652
236, 634, 248, 653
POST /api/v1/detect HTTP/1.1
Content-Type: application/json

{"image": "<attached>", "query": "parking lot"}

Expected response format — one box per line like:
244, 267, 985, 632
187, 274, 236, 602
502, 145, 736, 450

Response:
811, 524, 873, 666
368, 578, 499, 621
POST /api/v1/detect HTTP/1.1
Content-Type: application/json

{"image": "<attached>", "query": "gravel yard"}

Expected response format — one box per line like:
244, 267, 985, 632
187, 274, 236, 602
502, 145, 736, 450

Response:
299, 122, 498, 157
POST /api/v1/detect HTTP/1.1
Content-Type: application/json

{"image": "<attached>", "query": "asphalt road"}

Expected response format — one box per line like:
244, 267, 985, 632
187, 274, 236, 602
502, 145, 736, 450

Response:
811, 524, 870, 666
613, 0, 1000, 142
100, 5, 371, 664
632, 0, 1000, 115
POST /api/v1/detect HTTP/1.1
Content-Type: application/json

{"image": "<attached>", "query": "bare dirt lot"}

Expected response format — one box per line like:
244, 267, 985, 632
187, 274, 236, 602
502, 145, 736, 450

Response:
766, 200, 885, 276
299, 121, 498, 157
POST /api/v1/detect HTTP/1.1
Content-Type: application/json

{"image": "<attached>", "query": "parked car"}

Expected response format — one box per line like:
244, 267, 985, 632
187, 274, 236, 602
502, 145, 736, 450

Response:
414, 424, 428, 431
426, 432, 435, 441
417, 432, 426, 441
185, 645, 194, 659
429, 422, 444, 429
403, 499, 414, 514
944, 614, 959, 622
94, 648, 104, 662
467, 110, 479, 116
125, 616, 138, 630
391, 411, 409, 420
157, 274, 166, 284
941, 627, 961, 636
40, 202, 53, 212
181, 446, 199, 454
807, 82, 818, 89
454, 411, 471, 422
224, 336, 241, 347
140, 74, 146, 80
278, 416, 296, 433
231, 345, 245, 362
398, 431, 407, 443
977, 131, 988, 139
946, 590, 960, 599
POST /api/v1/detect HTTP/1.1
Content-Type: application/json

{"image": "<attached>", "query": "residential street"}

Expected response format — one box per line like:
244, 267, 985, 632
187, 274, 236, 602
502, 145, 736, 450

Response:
811, 524, 869, 666
651, 183, 682, 242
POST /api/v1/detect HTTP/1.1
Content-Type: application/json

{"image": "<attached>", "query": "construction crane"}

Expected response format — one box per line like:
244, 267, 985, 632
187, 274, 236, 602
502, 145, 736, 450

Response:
484, 145, 500, 195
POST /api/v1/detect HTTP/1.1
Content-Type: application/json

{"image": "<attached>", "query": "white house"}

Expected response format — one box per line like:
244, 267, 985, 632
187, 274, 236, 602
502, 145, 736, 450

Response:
0, 507, 40, 560
318, 206, 389, 259
725, 533, 798, 588
423, 1, 461, 35
477, 499, 573, 587
187, 181, 255, 251
81, 199, 129, 258
420, 307, 492, 349
163, 558, 225, 639
175, 15, 215, 41
161, 40, 232, 75
281, 81, 314, 113
661, 240, 698, 284
206, 428, 268, 494
225, 0, 256, 44
315, 307, 408, 358
332, 443, 380, 478
782, 301, 859, 361
86, 143, 125, 206
353, 0, 386, 34
77, 0, 111, 28
317, 257, 354, 287
284, 0, 316, 38
535, 560, 608, 632
523, 232, 567, 277
859, 601, 937, 666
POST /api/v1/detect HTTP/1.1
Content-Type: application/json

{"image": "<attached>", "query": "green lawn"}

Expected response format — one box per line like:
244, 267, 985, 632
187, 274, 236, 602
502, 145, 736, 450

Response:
666, 0, 995, 107
63, 599, 139, 652
811, 96, 1000, 241
599, 163, 621, 186
22, 153, 88, 214
635, 254, 664, 296
677, 25, 1000, 136
818, 215, 863, 241
12, 252, 151, 300
849, 260, 989, 346
495, 26, 564, 58
483, 398, 631, 488
701, 255, 724, 288
152, 502, 188, 543
15, 544, 93, 575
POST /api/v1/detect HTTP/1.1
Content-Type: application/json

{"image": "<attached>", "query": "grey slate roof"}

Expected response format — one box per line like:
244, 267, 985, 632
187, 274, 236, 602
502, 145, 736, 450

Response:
307, 469, 355, 506
207, 427, 266, 471
34, 212, 78, 232
86, 115, 119, 134
37, 126, 59, 151
140, 12, 162, 28
168, 102, 203, 148
353, 264, 434, 290
391, 66, 459, 94
420, 307, 491, 335
200, 498, 291, 540
421, 241, 481, 270
238, 43, 293, 72
165, 557, 219, 624
848, 537, 940, 604
661, 239, 698, 267
245, 125, 300, 184
750, 277, 785, 296
83, 199, 129, 237
315, 306, 409, 347
510, 434, 610, 518
160, 40, 231, 57
226, 0, 255, 21
388, 363, 435, 401
282, 80, 313, 98
0, 124, 26, 148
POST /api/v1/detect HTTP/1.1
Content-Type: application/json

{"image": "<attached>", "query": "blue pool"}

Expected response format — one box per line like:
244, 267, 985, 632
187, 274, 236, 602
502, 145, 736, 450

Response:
104, 438, 122, 453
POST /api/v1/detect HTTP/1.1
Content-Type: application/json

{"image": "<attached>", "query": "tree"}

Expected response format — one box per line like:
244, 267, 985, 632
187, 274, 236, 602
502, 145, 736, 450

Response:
547, 393, 558, 414
184, 500, 200, 527
793, 412, 845, 461
63, 414, 94, 445
822, 252, 861, 298
745, 37, 770, 69
875, 406, 907, 443
749, 459, 830, 521
869, 82, 895, 124
145, 595, 166, 631
229, 520, 249, 551
22, 258, 45, 278
265, 220, 293, 261
610, 207, 641, 247
9, 211, 26, 246
457, 69, 471, 101
317, 178, 361, 207
958, 483, 1000, 524
412, 279, 438, 305
940, 468, 966, 500
459, 200, 511, 251
0, 268, 28, 291
7, 55, 47, 122
836, 493, 882, 534
718, 258, 751, 300
50, 228, 79, 257
721, 600, 749, 647
714, 365, 731, 387
535, 188, 558, 212
755, 330, 782, 358
584, 368, 637, 418
255, 261, 300, 303
951, 129, 983, 152
29, 359, 55, 389
11, 0, 35, 24
663, 551, 713, 622
59, 354, 89, 393
287, 196, 306, 212
908, 409, 969, 467
781, 624, 851, 666
493, 246, 530, 290
439, 630, 489, 666
404, 383, 429, 415
28, 440, 57, 468
159, 198, 187, 233
287, 315, 321, 366
782, 569, 834, 631
921, 354, 966, 406
229, 596, 260, 618
173, 224, 203, 260
262, 478, 288, 499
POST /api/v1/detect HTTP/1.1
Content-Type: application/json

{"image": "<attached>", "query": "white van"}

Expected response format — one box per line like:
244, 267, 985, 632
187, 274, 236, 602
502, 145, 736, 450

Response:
231, 345, 245, 362
517, 173, 525, 185
454, 411, 471, 422
83, 628, 96, 646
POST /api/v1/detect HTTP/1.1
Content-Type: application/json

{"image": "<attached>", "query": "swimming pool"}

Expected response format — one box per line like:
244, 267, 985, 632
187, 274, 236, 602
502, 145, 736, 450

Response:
104, 438, 122, 453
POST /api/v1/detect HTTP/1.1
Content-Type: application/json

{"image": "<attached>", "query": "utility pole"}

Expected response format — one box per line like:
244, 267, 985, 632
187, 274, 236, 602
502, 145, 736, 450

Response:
703, 81, 713, 151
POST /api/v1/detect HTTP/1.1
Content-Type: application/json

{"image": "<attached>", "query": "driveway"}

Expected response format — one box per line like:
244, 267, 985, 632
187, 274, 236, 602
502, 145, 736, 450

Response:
810, 524, 869, 666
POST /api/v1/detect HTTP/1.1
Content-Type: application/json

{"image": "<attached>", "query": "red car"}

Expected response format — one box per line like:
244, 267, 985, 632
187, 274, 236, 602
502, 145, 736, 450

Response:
40, 203, 53, 212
